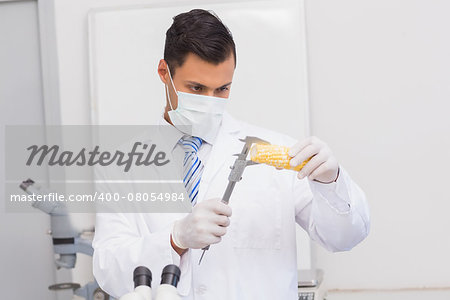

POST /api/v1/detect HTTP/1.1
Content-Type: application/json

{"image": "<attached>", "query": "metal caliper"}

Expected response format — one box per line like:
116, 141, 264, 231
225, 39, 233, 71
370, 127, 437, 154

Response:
198, 136, 270, 265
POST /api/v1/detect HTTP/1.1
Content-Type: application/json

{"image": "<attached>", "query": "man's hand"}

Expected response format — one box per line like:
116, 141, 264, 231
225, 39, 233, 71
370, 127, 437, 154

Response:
288, 136, 340, 184
171, 198, 232, 251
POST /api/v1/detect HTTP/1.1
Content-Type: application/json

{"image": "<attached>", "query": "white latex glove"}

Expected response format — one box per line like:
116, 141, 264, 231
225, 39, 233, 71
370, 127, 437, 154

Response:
172, 198, 232, 249
288, 136, 340, 183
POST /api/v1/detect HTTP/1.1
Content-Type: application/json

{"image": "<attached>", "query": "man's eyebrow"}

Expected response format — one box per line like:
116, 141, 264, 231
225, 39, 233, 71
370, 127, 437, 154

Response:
185, 81, 207, 88
184, 81, 232, 89
218, 82, 233, 88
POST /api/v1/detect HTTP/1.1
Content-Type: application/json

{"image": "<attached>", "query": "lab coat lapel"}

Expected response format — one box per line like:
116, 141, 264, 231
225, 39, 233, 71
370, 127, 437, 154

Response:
197, 112, 241, 203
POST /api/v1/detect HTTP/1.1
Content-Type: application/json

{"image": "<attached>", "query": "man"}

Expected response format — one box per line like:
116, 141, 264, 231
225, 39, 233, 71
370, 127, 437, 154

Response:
93, 9, 370, 299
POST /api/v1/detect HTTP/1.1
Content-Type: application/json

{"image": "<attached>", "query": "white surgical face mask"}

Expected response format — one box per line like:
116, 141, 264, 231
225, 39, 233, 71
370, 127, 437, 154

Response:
166, 66, 228, 144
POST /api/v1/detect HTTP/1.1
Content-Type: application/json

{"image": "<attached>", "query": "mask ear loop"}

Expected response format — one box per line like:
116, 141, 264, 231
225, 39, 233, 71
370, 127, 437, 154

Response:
165, 84, 174, 111
166, 65, 178, 111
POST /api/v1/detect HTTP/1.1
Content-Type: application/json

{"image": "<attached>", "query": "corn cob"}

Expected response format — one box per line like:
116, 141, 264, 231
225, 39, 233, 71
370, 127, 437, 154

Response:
250, 143, 311, 171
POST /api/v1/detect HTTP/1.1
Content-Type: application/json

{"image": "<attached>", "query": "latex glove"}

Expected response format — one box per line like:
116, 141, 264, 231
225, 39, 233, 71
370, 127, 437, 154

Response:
172, 198, 232, 249
288, 136, 340, 183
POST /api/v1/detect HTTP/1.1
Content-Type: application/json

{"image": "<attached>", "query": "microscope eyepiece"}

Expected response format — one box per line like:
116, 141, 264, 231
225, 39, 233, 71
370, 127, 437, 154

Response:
133, 266, 152, 288
160, 264, 181, 287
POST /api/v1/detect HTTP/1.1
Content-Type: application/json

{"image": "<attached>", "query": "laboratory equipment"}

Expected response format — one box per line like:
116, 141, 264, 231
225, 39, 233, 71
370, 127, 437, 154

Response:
155, 264, 181, 300
119, 265, 181, 300
119, 266, 152, 300
298, 269, 327, 300
19, 179, 110, 300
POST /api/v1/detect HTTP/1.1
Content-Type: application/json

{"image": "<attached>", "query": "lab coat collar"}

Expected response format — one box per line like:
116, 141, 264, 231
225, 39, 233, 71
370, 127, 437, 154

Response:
196, 111, 242, 203
222, 111, 241, 134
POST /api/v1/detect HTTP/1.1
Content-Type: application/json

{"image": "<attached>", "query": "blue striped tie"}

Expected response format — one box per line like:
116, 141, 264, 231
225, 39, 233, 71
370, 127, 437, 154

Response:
179, 136, 204, 205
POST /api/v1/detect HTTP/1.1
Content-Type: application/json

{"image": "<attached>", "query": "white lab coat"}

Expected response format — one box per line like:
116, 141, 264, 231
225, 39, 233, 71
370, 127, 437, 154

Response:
92, 112, 370, 300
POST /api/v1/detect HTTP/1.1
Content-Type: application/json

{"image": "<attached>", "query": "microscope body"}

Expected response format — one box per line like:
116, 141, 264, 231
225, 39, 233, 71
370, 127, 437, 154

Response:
155, 284, 180, 300
119, 285, 152, 300
19, 179, 107, 299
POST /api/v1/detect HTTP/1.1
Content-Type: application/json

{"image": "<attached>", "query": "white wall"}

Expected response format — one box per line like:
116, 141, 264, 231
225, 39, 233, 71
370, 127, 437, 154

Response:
306, 0, 450, 291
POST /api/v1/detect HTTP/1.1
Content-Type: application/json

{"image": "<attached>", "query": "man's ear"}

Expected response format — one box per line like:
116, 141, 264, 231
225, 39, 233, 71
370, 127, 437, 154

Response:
157, 59, 169, 85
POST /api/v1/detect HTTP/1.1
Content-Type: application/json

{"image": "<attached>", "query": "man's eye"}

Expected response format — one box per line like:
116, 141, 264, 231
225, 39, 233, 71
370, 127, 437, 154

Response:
190, 86, 202, 92
219, 86, 230, 92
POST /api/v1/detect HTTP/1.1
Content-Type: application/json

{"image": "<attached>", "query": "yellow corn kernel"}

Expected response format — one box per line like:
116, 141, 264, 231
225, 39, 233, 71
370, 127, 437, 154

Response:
250, 144, 311, 171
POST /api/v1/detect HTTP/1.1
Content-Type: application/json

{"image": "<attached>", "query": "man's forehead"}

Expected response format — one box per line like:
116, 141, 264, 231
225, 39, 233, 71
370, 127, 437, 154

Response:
173, 53, 235, 86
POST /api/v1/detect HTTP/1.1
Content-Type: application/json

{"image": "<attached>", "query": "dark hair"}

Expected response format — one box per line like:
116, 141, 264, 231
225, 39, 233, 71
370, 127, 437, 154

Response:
164, 9, 236, 76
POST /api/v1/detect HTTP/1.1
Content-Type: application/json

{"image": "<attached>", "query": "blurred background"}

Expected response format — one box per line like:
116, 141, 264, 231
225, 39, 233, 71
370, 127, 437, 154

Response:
1, 0, 449, 299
